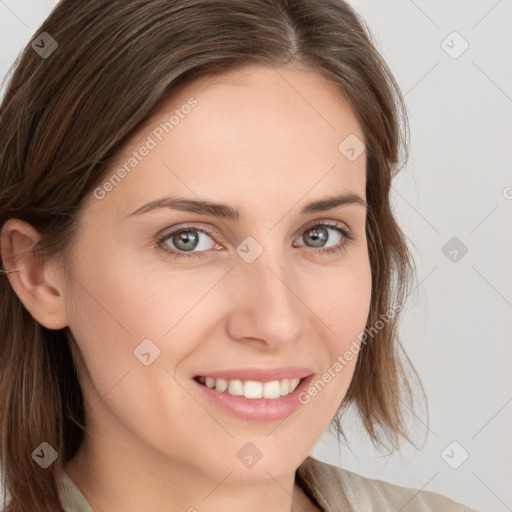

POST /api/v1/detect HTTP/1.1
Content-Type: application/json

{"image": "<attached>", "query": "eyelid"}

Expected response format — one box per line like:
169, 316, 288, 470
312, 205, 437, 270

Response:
158, 218, 351, 244
157, 222, 225, 246
298, 218, 350, 235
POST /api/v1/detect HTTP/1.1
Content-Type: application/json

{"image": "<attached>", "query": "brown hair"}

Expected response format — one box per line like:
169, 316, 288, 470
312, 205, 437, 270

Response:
0, 1, 421, 510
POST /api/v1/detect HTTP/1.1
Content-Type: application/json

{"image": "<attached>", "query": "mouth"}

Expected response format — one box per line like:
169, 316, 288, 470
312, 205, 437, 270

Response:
191, 370, 315, 422
193, 375, 305, 399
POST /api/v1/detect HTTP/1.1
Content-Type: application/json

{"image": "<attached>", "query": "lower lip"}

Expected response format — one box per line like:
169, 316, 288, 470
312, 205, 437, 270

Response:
192, 375, 315, 422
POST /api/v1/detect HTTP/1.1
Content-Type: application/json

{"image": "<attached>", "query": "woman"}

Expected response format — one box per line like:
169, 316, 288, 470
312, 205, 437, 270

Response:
0, 1, 479, 511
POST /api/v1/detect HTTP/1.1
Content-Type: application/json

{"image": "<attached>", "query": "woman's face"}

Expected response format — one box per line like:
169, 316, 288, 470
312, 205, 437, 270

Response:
62, 63, 371, 481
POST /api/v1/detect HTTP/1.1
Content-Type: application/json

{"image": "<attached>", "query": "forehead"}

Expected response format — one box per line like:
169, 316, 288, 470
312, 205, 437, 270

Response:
91, 64, 366, 216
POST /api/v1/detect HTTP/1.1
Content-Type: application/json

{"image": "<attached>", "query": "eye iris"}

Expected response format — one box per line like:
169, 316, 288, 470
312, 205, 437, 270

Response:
172, 230, 199, 251
306, 227, 328, 248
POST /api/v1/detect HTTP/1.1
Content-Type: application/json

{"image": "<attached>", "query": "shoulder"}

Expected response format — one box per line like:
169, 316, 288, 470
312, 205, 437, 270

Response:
296, 456, 479, 512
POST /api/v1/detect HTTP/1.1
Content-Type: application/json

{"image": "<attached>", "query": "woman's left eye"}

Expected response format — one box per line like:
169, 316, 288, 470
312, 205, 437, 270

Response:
156, 221, 354, 261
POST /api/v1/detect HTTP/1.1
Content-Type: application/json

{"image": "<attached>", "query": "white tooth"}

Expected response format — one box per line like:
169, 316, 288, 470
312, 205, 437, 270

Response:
215, 378, 228, 392
244, 381, 263, 399
279, 378, 290, 396
263, 380, 281, 399
198, 376, 206, 384
228, 379, 244, 396
210, 377, 301, 398
289, 378, 300, 392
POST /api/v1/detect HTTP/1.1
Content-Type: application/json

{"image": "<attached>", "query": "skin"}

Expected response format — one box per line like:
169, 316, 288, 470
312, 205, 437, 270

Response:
1, 63, 371, 512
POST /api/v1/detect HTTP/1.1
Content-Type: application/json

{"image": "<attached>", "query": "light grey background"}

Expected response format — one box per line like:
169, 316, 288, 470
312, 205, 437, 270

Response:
1, 1, 511, 511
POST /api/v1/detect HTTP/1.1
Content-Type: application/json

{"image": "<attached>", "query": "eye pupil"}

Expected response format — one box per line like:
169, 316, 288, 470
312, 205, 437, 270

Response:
173, 230, 199, 251
305, 227, 328, 248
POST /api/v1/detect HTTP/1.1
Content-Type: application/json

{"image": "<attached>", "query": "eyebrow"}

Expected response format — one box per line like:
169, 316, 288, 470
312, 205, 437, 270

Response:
126, 192, 367, 220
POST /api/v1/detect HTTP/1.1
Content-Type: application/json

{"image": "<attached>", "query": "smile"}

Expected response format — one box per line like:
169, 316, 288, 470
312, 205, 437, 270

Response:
195, 376, 301, 399
191, 370, 315, 422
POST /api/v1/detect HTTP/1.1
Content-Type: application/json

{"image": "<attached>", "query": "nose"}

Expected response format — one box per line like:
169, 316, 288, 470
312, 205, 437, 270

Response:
225, 248, 308, 350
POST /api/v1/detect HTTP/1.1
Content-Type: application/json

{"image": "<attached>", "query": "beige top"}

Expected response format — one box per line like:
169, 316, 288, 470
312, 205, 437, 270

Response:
60, 456, 479, 511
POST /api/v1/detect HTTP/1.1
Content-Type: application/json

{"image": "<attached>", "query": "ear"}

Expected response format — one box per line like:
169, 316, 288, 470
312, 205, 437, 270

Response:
0, 218, 69, 330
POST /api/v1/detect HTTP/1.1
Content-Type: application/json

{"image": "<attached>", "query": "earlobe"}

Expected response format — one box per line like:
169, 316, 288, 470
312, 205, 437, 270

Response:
0, 219, 69, 330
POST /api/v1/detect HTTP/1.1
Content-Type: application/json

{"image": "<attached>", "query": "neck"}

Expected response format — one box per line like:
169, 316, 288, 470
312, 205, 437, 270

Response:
64, 411, 315, 512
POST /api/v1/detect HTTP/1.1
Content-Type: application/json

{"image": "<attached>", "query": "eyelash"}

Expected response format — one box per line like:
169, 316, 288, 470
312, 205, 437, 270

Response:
156, 220, 354, 261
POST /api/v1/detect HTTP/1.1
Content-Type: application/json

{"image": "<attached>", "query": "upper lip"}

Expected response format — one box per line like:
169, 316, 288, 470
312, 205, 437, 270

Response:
194, 367, 313, 383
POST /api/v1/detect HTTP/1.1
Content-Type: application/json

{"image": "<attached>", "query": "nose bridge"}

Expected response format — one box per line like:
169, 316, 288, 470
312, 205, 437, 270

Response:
227, 243, 304, 343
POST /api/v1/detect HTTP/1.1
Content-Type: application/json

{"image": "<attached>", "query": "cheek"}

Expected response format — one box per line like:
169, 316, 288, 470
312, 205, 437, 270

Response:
63, 235, 231, 416
304, 255, 372, 400
64, 265, 199, 452
311, 252, 372, 344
